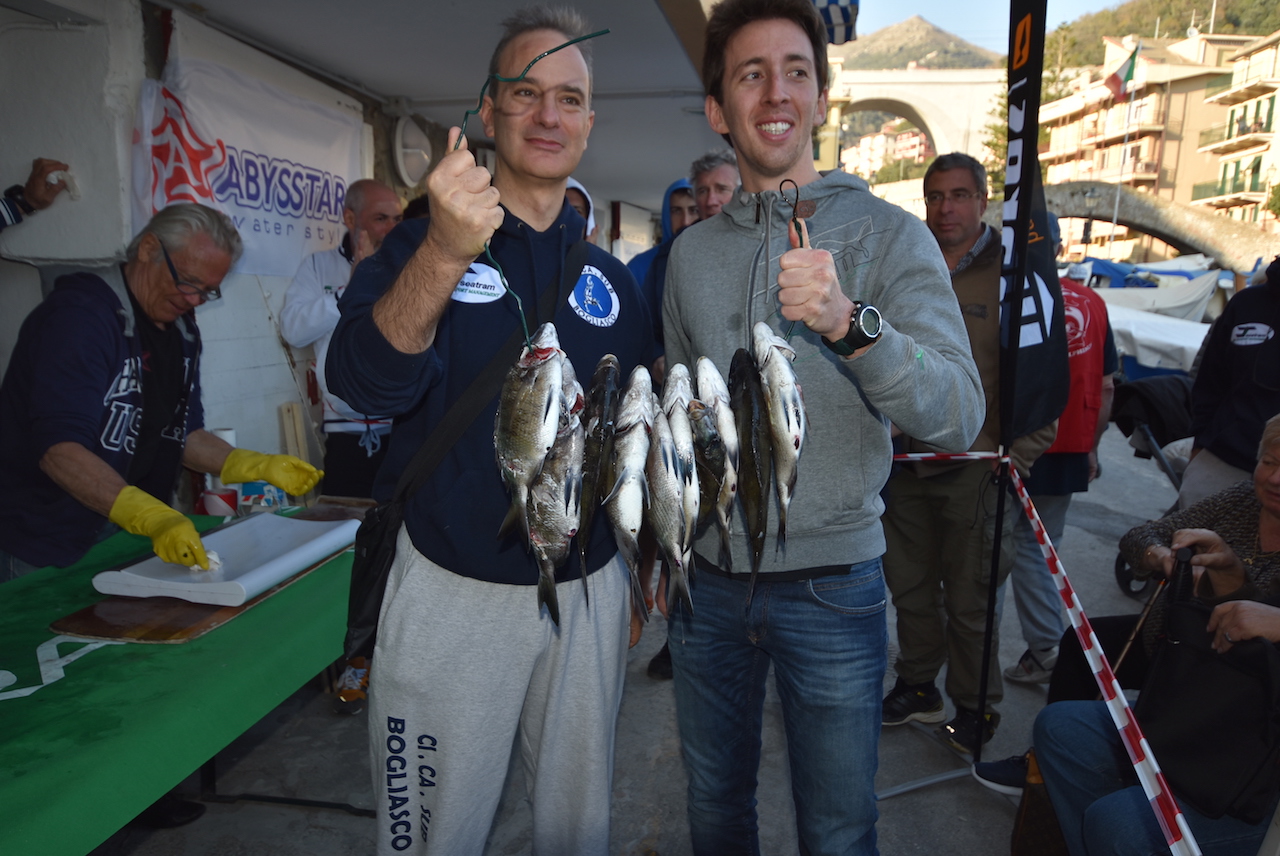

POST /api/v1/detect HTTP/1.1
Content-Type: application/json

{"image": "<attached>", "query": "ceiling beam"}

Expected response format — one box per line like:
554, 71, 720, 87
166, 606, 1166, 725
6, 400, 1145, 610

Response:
0, 0, 98, 25
654, 0, 712, 87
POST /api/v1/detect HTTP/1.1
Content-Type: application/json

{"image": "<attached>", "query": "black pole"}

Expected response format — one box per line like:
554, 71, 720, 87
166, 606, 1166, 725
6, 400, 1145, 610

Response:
972, 0, 1052, 765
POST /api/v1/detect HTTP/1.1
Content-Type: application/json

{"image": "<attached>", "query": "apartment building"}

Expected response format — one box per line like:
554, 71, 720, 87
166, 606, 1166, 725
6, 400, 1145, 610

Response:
840, 120, 935, 180
1193, 29, 1279, 234
1042, 33, 1253, 203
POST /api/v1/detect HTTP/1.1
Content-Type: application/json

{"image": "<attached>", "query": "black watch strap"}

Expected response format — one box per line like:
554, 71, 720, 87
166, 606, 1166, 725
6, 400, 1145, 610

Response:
822, 302, 881, 356
4, 185, 34, 216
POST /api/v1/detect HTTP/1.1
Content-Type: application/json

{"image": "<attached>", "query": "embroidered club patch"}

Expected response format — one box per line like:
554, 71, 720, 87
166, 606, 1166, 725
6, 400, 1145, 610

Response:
569, 265, 619, 327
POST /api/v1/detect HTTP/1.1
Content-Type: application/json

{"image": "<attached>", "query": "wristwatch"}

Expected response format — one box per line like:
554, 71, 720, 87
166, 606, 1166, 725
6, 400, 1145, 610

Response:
821, 302, 882, 356
4, 185, 34, 216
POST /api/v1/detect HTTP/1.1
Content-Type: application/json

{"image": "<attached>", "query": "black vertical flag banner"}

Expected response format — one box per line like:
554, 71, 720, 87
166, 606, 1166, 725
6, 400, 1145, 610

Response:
973, 0, 1071, 764
1000, 2, 1069, 444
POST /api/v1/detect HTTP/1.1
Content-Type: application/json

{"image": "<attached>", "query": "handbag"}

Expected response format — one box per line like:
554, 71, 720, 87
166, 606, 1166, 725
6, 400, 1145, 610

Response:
342, 240, 590, 660
1133, 561, 1280, 823
1010, 749, 1069, 856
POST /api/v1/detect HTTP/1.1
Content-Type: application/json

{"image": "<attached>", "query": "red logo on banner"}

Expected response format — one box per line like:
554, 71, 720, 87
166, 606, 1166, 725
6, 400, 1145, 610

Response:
146, 87, 227, 213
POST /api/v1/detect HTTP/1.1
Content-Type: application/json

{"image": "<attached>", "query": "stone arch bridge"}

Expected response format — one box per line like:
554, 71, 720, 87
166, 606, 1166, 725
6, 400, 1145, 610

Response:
1039, 181, 1279, 274
829, 68, 1005, 159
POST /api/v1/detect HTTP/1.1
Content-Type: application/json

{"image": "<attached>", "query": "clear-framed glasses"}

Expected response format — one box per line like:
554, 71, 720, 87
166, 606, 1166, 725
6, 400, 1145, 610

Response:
158, 240, 222, 302
924, 189, 982, 207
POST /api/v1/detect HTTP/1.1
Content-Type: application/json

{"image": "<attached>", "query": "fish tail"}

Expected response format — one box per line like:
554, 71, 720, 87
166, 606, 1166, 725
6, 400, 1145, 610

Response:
539, 573, 561, 626
683, 548, 696, 584
670, 565, 694, 616
776, 503, 788, 548
497, 497, 526, 542
629, 565, 650, 623
717, 520, 734, 572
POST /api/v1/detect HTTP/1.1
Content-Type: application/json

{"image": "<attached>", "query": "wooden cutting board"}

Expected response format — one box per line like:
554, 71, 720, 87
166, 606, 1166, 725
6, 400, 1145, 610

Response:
51, 546, 349, 644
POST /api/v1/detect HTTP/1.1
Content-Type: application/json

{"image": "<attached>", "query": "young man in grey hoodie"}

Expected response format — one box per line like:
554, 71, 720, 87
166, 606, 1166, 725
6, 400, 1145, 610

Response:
660, 0, 983, 852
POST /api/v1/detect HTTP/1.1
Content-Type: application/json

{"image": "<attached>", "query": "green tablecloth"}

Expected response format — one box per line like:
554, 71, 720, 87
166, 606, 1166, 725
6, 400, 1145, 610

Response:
0, 517, 352, 856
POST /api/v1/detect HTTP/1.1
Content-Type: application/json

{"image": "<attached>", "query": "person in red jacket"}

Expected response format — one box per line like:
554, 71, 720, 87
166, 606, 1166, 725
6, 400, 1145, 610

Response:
1000, 273, 1118, 686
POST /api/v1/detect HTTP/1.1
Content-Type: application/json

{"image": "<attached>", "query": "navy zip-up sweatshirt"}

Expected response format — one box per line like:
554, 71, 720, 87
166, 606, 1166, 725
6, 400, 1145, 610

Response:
0, 268, 203, 567
328, 203, 655, 586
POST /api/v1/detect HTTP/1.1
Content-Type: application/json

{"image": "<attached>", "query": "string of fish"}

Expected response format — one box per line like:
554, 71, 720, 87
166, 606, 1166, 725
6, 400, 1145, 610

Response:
451, 29, 611, 350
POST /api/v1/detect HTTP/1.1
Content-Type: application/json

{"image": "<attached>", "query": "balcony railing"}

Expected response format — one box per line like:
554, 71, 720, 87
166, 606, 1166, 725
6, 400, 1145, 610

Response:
1191, 173, 1266, 201
1094, 160, 1159, 182
1200, 123, 1228, 148
1198, 116, 1274, 150
1205, 73, 1234, 98
1081, 110, 1168, 144
1204, 73, 1280, 105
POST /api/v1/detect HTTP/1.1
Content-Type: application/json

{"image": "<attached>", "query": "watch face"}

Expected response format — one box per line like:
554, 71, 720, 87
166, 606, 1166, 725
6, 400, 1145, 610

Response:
858, 305, 883, 338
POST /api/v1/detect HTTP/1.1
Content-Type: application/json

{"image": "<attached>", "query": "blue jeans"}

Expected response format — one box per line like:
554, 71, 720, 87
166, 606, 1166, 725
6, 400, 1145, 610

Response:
1034, 701, 1276, 856
1003, 493, 1071, 653
668, 558, 887, 856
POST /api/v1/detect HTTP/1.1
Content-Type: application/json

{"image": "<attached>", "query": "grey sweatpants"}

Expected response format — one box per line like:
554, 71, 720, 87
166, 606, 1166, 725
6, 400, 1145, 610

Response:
368, 526, 630, 856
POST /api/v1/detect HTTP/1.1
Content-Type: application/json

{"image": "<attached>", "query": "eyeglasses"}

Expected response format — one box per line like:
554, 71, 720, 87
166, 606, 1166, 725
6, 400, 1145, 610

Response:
924, 190, 983, 207
158, 240, 222, 302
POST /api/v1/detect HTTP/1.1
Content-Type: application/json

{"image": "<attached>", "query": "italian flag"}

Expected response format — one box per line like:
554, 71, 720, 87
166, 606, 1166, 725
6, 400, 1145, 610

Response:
1106, 46, 1139, 100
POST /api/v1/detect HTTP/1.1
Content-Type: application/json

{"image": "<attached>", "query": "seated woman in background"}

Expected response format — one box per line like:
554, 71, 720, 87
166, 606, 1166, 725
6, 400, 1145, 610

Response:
1034, 413, 1280, 856
1047, 411, 1280, 701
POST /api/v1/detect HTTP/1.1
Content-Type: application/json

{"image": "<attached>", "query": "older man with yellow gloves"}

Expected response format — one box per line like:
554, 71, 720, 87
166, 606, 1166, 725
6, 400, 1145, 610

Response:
0, 204, 321, 581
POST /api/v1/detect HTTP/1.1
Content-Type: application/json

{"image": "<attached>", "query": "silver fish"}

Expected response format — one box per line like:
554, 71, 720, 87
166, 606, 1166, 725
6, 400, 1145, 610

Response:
645, 407, 692, 614
527, 415, 585, 626
753, 322, 806, 545
696, 356, 738, 569
662, 364, 699, 578
578, 354, 622, 603
602, 365, 654, 621
495, 323, 564, 541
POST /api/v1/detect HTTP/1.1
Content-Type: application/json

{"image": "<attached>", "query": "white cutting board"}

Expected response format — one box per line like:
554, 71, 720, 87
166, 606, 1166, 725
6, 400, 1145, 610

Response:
92, 513, 360, 606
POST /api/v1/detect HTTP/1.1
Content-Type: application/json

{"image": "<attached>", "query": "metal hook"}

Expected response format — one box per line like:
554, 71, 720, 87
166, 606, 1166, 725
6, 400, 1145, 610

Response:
777, 180, 805, 339
779, 179, 805, 249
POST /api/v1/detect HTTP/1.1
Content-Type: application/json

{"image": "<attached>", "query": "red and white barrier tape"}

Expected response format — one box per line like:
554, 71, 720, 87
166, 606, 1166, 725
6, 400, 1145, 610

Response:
892, 451, 1201, 856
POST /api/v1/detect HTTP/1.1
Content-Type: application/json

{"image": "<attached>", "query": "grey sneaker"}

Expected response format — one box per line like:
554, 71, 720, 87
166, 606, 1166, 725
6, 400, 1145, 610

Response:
1003, 647, 1058, 684
882, 677, 945, 726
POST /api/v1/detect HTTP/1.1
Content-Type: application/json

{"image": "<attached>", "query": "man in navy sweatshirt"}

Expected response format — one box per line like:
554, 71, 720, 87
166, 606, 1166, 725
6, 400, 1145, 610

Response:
326, 7, 653, 855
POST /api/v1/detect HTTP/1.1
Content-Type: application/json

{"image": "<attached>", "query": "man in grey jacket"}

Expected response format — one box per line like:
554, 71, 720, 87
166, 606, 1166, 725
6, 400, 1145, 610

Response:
661, 1, 983, 852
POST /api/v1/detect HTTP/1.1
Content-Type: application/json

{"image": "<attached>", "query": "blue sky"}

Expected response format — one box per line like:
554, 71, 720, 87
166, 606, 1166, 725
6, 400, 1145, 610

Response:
855, 0, 1125, 54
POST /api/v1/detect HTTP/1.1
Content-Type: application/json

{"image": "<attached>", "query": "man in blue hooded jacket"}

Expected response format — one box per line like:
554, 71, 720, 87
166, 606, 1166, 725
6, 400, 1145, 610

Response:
627, 177, 696, 292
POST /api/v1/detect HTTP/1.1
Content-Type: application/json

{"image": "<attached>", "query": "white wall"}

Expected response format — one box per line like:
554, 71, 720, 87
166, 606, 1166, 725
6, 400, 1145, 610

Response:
0, 1, 369, 463
191, 272, 313, 459
0, 0, 144, 264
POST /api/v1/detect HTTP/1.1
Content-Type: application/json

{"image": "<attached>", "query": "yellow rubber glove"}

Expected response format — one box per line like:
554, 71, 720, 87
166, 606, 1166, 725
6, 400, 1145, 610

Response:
108, 486, 209, 569
220, 448, 323, 496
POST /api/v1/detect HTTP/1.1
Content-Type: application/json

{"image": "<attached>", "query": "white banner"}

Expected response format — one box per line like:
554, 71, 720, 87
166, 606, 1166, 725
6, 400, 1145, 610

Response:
132, 57, 362, 277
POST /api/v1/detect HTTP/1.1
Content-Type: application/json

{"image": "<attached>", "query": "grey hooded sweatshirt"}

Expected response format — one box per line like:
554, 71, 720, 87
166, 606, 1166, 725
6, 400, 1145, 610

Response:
663, 168, 984, 574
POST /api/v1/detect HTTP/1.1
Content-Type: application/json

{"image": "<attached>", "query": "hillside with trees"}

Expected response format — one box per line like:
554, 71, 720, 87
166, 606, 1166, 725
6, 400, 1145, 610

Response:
1060, 0, 1280, 66
830, 16, 1003, 70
